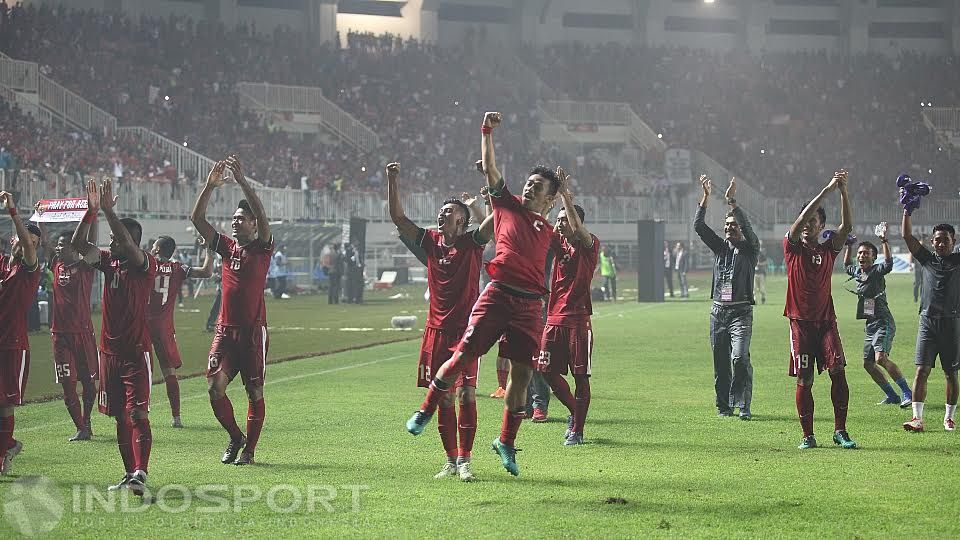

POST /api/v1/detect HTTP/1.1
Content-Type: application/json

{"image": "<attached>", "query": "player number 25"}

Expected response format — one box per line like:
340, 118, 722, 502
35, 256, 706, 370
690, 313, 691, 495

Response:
154, 275, 171, 305
55, 363, 71, 379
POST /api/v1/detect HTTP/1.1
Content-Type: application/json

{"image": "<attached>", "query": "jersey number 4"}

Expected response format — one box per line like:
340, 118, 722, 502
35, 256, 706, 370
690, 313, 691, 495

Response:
154, 275, 171, 305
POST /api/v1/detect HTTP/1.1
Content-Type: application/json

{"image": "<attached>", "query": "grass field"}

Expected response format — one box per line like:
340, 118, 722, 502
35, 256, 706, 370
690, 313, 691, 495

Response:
2, 271, 960, 539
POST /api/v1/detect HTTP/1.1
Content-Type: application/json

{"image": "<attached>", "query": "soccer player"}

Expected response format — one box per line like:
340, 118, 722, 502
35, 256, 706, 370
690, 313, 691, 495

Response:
407, 111, 559, 477
900, 211, 960, 432
388, 162, 488, 481
784, 169, 857, 450
71, 179, 157, 494
191, 156, 273, 465
0, 191, 41, 475
841, 222, 912, 408
50, 228, 99, 441
536, 168, 599, 445
694, 176, 759, 420
149, 236, 214, 428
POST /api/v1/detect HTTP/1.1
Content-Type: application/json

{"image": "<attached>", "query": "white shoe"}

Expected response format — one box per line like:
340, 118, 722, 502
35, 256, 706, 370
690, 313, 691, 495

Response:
457, 461, 476, 482
107, 473, 132, 491
945, 418, 956, 431
434, 461, 457, 479
128, 470, 148, 497
280, 293, 291, 299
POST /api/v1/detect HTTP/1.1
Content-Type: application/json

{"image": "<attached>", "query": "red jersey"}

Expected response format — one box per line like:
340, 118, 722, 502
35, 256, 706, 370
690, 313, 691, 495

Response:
97, 250, 157, 353
148, 259, 190, 326
486, 184, 554, 295
51, 260, 95, 334
783, 236, 839, 322
213, 233, 272, 328
0, 257, 42, 350
547, 234, 600, 327
419, 228, 484, 331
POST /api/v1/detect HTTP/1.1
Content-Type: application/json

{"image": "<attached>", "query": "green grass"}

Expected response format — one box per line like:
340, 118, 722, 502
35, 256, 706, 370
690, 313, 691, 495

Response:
3, 272, 960, 539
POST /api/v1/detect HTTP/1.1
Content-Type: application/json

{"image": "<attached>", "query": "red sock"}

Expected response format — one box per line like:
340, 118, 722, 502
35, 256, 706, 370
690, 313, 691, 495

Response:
457, 399, 477, 459
499, 408, 525, 447
116, 417, 135, 474
0, 415, 14, 458
245, 399, 265, 454
420, 355, 473, 414
796, 384, 814, 437
546, 373, 576, 415
436, 404, 458, 459
573, 376, 591, 434
165, 375, 181, 418
81, 379, 96, 429
132, 417, 152, 473
497, 369, 508, 389
62, 382, 83, 430
830, 370, 849, 432
211, 396, 244, 440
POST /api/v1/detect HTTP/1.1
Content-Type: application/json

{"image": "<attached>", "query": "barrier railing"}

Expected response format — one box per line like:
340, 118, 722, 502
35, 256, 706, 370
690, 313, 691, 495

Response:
0, 56, 38, 92
38, 75, 117, 133
921, 107, 960, 132
625, 106, 667, 152
691, 150, 771, 228
237, 82, 379, 152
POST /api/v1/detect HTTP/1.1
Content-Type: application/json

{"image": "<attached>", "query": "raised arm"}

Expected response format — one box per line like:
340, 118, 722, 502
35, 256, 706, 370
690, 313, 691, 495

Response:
462, 191, 486, 224
100, 179, 145, 268
71, 180, 102, 265
831, 170, 852, 251
189, 248, 215, 279
191, 160, 226, 246
473, 213, 495, 245
556, 167, 592, 247
226, 155, 271, 242
877, 222, 894, 274
693, 175, 724, 253
727, 178, 760, 254
788, 171, 841, 244
842, 244, 853, 267
386, 162, 419, 241
0, 191, 38, 268
900, 204, 923, 256
481, 112, 503, 191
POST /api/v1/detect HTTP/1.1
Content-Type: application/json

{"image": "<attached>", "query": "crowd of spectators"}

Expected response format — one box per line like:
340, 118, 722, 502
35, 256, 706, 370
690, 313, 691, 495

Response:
526, 42, 960, 202
2, 2, 958, 203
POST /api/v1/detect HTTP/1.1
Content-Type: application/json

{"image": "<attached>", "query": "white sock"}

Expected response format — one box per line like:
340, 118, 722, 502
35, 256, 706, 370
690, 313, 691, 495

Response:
946, 404, 956, 421
913, 401, 925, 420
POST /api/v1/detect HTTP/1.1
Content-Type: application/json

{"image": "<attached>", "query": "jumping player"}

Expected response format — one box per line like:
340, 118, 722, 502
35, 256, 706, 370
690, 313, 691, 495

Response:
191, 156, 272, 465
149, 236, 214, 428
537, 168, 599, 446
900, 207, 960, 432
0, 191, 42, 475
50, 227, 99, 441
407, 112, 559, 476
784, 169, 857, 450
842, 222, 912, 407
72, 178, 157, 494
388, 161, 489, 481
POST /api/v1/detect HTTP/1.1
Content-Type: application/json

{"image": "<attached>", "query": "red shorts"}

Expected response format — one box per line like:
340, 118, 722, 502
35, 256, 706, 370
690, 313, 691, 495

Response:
0, 350, 30, 406
537, 323, 593, 376
207, 325, 269, 387
52, 331, 98, 383
150, 325, 183, 370
418, 326, 479, 388
98, 346, 153, 417
458, 283, 544, 368
788, 319, 846, 377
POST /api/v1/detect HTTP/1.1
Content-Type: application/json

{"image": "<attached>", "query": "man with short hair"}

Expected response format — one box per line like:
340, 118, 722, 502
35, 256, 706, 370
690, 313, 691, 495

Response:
407, 112, 559, 476
537, 169, 599, 445
388, 162, 488, 481
191, 156, 273, 465
695, 176, 759, 420
784, 170, 856, 450
49, 229, 99, 441
900, 212, 960, 432
0, 190, 42, 475
71, 179, 157, 494
149, 236, 214, 428
842, 223, 912, 408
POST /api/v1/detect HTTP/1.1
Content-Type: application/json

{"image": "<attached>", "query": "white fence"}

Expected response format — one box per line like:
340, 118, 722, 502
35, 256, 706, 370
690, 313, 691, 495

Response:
237, 82, 379, 152
0, 56, 37, 92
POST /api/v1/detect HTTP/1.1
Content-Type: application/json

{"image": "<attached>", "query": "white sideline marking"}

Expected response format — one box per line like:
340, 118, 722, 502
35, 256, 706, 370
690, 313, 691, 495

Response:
19, 353, 411, 434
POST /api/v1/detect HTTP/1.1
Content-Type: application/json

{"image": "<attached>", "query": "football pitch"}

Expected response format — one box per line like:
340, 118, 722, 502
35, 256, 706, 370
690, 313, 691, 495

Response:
2, 272, 960, 539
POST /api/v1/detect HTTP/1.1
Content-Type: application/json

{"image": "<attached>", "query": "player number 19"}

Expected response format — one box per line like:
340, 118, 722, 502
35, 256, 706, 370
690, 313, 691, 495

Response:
798, 354, 810, 369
